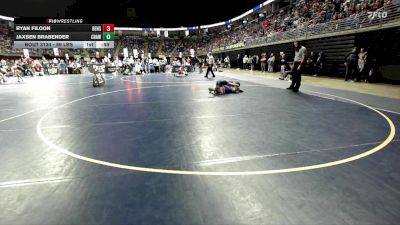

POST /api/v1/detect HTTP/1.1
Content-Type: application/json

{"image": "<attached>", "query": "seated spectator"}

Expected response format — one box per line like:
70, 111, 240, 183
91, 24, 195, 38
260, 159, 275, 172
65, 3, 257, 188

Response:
59, 60, 67, 74
33, 59, 44, 76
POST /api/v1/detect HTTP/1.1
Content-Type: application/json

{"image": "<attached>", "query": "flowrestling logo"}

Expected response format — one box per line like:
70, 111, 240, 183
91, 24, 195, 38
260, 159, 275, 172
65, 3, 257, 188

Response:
47, 19, 84, 24
368, 11, 388, 20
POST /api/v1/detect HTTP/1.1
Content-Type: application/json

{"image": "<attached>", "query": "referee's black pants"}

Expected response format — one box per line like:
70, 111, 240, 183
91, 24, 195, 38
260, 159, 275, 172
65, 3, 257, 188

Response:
205, 64, 215, 77
289, 61, 302, 91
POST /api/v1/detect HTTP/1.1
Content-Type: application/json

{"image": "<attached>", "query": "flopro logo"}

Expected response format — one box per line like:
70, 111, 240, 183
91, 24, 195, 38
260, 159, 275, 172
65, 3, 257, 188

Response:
368, 11, 388, 20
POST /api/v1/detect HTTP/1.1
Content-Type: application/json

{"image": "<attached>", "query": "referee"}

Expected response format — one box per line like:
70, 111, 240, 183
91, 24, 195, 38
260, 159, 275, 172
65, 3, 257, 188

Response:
204, 52, 215, 78
287, 41, 307, 92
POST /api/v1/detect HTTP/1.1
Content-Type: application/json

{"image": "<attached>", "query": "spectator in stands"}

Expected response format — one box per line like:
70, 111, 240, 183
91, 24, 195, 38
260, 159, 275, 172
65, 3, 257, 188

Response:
344, 47, 358, 81
260, 53, 267, 72
287, 41, 307, 92
267, 53, 275, 72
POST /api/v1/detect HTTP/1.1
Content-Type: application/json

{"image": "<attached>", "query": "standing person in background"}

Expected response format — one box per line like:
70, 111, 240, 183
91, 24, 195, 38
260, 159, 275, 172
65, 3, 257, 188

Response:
204, 53, 215, 78
243, 55, 249, 70
287, 41, 307, 92
224, 56, 230, 68
198, 57, 204, 74
279, 52, 288, 79
249, 56, 254, 71
146, 57, 151, 74
236, 53, 241, 69
344, 47, 358, 81
260, 53, 267, 72
314, 51, 325, 76
41, 56, 49, 75
255, 54, 260, 70
307, 51, 317, 75
267, 53, 275, 72
358, 48, 367, 81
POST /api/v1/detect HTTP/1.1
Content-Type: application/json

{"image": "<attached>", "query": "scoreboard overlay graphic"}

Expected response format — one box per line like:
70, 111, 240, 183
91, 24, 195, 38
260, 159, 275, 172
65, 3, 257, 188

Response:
13, 18, 114, 49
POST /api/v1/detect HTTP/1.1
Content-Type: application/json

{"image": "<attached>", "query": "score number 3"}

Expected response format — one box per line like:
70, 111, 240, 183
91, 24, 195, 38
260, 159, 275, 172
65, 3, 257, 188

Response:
102, 24, 114, 32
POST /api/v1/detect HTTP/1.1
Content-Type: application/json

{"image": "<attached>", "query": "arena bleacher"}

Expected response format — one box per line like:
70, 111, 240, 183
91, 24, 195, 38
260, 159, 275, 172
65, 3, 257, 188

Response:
0, 0, 398, 81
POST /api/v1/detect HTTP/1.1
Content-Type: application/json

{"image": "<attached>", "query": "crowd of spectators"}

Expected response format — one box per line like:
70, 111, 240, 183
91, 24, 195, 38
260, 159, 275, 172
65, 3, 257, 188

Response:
0, 23, 18, 55
184, 0, 392, 54
0, 0, 395, 73
147, 39, 160, 56
163, 39, 178, 55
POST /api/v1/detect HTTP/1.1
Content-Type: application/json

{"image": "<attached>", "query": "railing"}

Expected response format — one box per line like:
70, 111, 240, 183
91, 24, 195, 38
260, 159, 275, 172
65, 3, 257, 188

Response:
206, 2, 400, 53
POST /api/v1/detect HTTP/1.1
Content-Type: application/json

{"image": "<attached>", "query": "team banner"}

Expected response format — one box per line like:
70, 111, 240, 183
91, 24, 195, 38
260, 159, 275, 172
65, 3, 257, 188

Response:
88, 63, 106, 74
212, 47, 224, 53
226, 42, 245, 50
212, 42, 245, 52
88, 63, 117, 73
106, 66, 117, 73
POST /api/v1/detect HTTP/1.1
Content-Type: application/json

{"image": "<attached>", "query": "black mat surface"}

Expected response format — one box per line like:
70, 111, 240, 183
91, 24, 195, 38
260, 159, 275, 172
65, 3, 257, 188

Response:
0, 73, 399, 225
